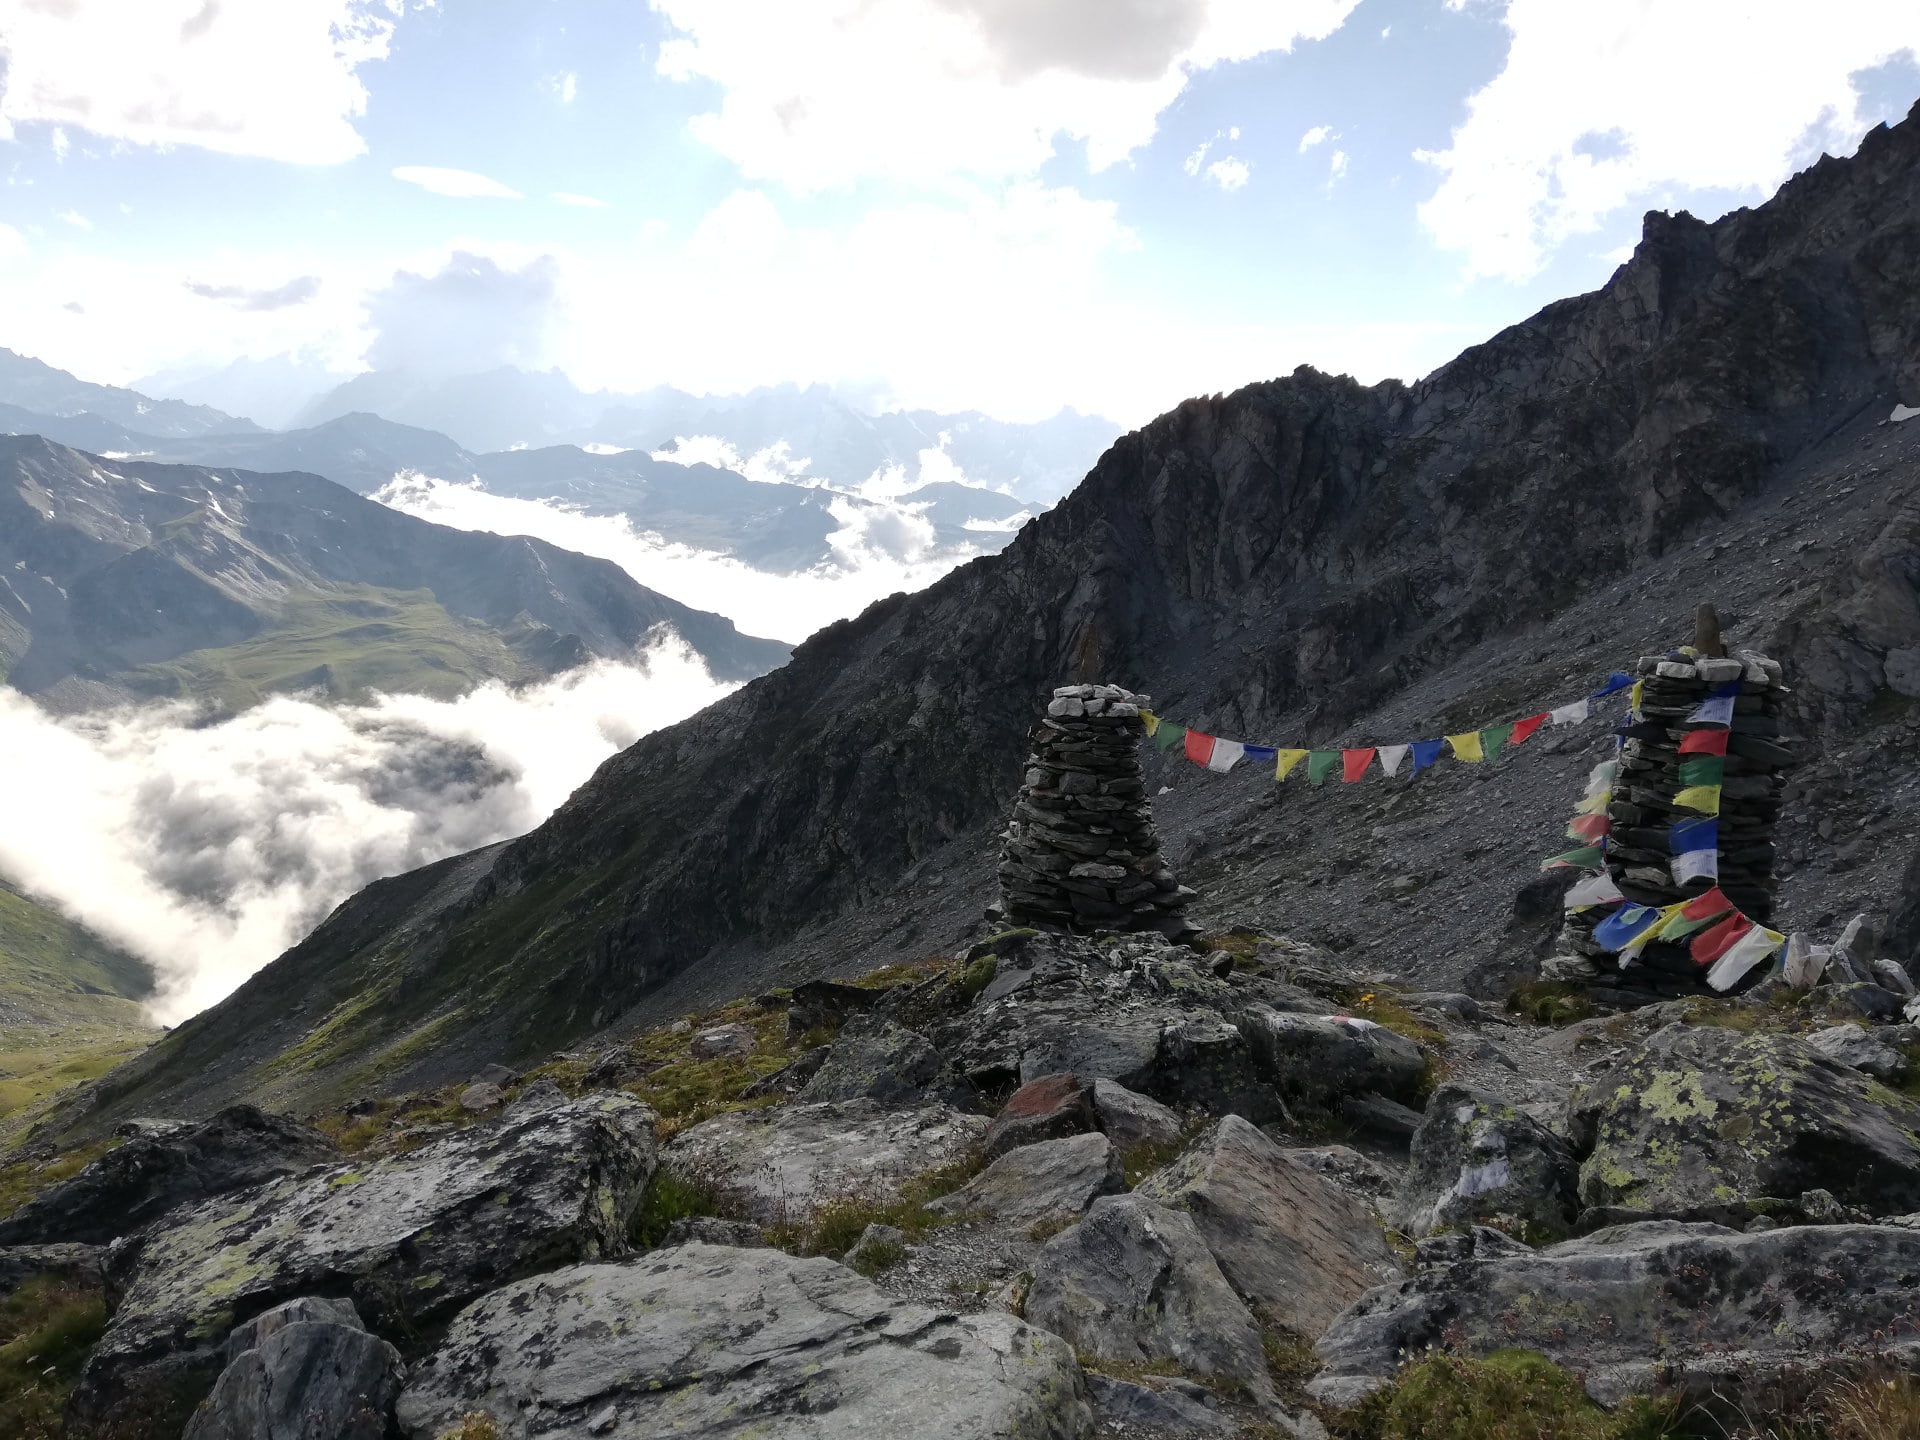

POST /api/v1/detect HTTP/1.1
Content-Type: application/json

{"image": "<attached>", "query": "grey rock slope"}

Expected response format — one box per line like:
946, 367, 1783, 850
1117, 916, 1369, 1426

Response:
52, 104, 1920, 1130
0, 435, 789, 704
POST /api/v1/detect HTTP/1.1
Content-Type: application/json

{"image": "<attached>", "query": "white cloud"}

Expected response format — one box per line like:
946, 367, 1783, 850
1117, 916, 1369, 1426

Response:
1206, 156, 1251, 190
549, 70, 579, 104
373, 473, 983, 644
56, 209, 91, 230
0, 633, 734, 1022
0, 223, 26, 262
1417, 1, 1920, 280
0, 0, 406, 165
651, 435, 817, 486
1327, 148, 1348, 185
392, 165, 524, 199
1298, 123, 1334, 151
552, 191, 609, 208
49, 126, 68, 162
651, 0, 1359, 192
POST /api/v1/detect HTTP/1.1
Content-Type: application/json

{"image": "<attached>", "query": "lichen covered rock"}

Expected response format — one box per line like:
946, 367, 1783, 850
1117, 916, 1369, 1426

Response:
1392, 1085, 1579, 1240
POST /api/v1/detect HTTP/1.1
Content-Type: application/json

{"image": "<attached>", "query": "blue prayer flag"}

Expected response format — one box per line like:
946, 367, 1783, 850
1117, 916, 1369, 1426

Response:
1591, 671, 1634, 700
1408, 739, 1446, 774
1593, 903, 1662, 953
1688, 680, 1740, 727
1670, 817, 1719, 854
1242, 745, 1278, 763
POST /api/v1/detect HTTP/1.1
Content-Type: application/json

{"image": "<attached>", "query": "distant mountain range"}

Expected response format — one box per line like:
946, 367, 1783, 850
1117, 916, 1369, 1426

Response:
0, 435, 789, 712
0, 349, 256, 440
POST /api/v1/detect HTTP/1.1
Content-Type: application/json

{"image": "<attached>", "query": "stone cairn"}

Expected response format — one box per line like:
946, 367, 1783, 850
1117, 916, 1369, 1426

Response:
1545, 643, 1795, 1003
997, 684, 1200, 941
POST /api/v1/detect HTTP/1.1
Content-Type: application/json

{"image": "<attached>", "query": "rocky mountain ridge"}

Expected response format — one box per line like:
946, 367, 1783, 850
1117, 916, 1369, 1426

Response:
0, 436, 789, 710
53, 101, 1920, 1131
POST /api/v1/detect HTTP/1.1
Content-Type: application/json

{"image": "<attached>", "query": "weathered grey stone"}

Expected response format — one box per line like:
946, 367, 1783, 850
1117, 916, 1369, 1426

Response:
1134, 1116, 1400, 1335
1804, 1023, 1911, 1082
1315, 1221, 1920, 1409
1238, 1008, 1427, 1107
688, 1022, 756, 1059
1086, 1374, 1235, 1436
658, 1216, 766, 1249
67, 1094, 659, 1440
843, 1222, 908, 1274
796, 1016, 973, 1108
502, 1078, 568, 1119
660, 1100, 986, 1226
0, 1242, 104, 1300
1337, 1092, 1425, 1142
928, 1132, 1123, 1226
1025, 1194, 1276, 1411
185, 1309, 404, 1440
1018, 1015, 1164, 1088
221, 1296, 363, 1366
1570, 1024, 1920, 1220
0, 1107, 337, 1247
1091, 1078, 1185, 1153
396, 1246, 1094, 1439
1393, 1085, 1579, 1240
458, 1082, 505, 1112
1153, 1018, 1287, 1124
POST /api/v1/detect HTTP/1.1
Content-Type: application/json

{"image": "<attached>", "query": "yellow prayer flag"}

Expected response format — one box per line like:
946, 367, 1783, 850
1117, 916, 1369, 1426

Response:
1629, 680, 1644, 718
1275, 748, 1309, 781
1574, 791, 1612, 815
1673, 784, 1722, 816
1446, 732, 1484, 763
1141, 710, 1160, 736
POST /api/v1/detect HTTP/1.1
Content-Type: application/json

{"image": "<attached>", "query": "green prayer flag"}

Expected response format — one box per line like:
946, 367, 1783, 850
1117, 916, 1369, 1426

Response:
1152, 722, 1186, 752
1540, 846, 1605, 871
1660, 911, 1727, 941
1306, 750, 1340, 785
1678, 756, 1725, 788
1480, 722, 1515, 760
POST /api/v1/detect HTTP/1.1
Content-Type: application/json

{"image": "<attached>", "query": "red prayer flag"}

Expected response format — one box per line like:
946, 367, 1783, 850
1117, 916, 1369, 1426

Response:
1679, 729, 1731, 757
1510, 713, 1548, 746
1679, 886, 1735, 921
1690, 912, 1753, 965
1184, 730, 1216, 766
1568, 814, 1610, 841
1341, 748, 1376, 783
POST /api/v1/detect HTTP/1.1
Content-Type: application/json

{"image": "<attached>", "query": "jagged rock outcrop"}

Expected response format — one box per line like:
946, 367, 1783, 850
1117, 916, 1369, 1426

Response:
1391, 1085, 1580, 1239
54, 102, 1920, 1132
67, 1094, 658, 1440
0, 1106, 337, 1247
395, 1244, 1095, 1439
1313, 1220, 1920, 1409
185, 1297, 403, 1440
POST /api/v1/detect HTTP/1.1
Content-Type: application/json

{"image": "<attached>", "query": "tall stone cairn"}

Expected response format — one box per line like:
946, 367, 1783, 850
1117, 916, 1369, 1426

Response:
998, 684, 1201, 941
1547, 646, 1795, 1002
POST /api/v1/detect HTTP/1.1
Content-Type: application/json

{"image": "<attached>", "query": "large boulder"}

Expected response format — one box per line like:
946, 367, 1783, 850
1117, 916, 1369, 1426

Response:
1134, 1116, 1401, 1336
660, 1100, 986, 1225
927, 1132, 1124, 1227
796, 1016, 974, 1108
1391, 1085, 1580, 1240
1236, 1007, 1427, 1108
1025, 1194, 1277, 1412
1314, 1220, 1920, 1408
1571, 1023, 1920, 1220
1090, 1079, 1184, 1153
396, 1244, 1095, 1439
1803, 1023, 1910, 1083
1151, 1018, 1287, 1124
67, 1093, 658, 1440
185, 1297, 403, 1440
0, 1107, 337, 1246
0, 1242, 105, 1300
982, 1073, 1096, 1159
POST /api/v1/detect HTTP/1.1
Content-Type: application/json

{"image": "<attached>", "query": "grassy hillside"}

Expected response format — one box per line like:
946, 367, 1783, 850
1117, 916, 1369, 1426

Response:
120, 584, 541, 709
0, 884, 157, 1129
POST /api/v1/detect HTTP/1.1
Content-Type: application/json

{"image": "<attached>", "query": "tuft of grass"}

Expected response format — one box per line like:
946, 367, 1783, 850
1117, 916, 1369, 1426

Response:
1118, 1134, 1195, 1188
847, 1236, 906, 1277
956, 955, 998, 1003
1332, 988, 1447, 1049
763, 1151, 988, 1257
1329, 1350, 1688, 1440
631, 1167, 743, 1250
434, 1415, 502, 1440
1824, 1371, 1920, 1440
0, 1276, 110, 1440
1678, 992, 1809, 1035
1026, 1213, 1077, 1244
1507, 981, 1602, 1028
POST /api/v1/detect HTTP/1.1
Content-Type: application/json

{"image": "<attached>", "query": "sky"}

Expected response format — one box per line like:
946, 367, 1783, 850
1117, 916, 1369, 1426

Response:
1, 2, 1918, 427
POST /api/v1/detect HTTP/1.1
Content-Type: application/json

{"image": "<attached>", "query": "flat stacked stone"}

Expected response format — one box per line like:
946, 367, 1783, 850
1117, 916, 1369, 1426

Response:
998, 684, 1200, 941
1547, 647, 1795, 1004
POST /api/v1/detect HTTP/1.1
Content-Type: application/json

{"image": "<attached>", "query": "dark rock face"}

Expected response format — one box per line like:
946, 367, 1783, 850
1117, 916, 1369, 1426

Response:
1569, 1023, 1920, 1220
1314, 1221, 1920, 1409
395, 1246, 1095, 1440
66, 1094, 658, 1440
1392, 1085, 1579, 1239
60, 103, 1920, 1130
184, 1298, 403, 1440
0, 1106, 337, 1247
795, 1015, 975, 1109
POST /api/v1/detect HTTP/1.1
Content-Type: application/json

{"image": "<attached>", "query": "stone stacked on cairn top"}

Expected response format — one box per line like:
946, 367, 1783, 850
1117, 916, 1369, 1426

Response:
997, 684, 1201, 942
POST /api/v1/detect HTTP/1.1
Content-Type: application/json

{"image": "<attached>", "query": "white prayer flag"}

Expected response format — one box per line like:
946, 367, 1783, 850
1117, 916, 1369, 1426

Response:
1550, 699, 1591, 725
1563, 873, 1625, 909
1377, 744, 1410, 777
1707, 925, 1786, 992
1206, 739, 1245, 774
1671, 849, 1719, 885
1583, 759, 1617, 796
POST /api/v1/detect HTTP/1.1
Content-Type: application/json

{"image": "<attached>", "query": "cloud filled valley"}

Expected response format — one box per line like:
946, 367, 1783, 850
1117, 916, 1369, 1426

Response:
0, 632, 737, 1024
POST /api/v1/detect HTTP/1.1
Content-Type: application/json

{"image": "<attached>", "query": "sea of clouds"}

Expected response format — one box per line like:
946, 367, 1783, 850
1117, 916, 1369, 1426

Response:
0, 631, 734, 1023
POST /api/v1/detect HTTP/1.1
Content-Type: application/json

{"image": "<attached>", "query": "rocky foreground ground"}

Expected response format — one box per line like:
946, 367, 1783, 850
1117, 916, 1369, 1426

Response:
7, 924, 1920, 1440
